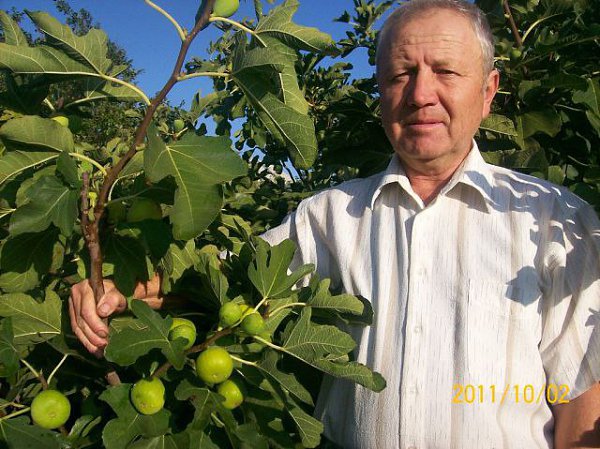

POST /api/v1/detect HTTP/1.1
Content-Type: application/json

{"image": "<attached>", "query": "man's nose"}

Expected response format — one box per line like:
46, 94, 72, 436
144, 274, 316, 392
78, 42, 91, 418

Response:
406, 70, 438, 107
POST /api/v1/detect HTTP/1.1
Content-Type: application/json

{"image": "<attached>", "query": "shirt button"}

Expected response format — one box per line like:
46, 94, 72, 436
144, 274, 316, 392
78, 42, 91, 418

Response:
408, 385, 418, 394
413, 325, 422, 334
417, 266, 427, 276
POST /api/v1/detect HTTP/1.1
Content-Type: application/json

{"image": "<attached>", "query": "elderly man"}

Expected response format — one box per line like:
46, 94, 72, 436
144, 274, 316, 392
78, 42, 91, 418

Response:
71, 0, 600, 447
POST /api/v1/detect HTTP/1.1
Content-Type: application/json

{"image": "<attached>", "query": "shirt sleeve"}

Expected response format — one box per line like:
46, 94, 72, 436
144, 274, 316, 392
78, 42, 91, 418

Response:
539, 201, 600, 400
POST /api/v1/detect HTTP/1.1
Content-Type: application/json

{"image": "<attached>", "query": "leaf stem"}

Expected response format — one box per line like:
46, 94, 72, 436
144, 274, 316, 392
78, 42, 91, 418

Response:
20, 359, 39, 378
253, 335, 283, 352
144, 0, 186, 41
230, 354, 257, 367
99, 74, 151, 105
47, 354, 69, 386
20, 359, 48, 389
269, 302, 306, 318
68, 152, 108, 176
177, 71, 230, 82
208, 16, 267, 46
0, 407, 31, 422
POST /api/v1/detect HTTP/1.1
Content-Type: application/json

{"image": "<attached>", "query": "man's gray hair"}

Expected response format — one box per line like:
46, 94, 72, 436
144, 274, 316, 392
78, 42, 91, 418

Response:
376, 0, 495, 76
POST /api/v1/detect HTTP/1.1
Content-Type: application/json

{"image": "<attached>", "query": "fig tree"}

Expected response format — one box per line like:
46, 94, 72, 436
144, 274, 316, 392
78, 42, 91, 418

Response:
168, 317, 197, 350
31, 390, 71, 429
130, 377, 165, 415
127, 198, 162, 222
212, 0, 239, 18
195, 346, 233, 384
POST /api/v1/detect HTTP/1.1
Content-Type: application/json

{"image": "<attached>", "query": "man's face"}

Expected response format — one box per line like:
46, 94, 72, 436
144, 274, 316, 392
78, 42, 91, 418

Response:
377, 9, 498, 171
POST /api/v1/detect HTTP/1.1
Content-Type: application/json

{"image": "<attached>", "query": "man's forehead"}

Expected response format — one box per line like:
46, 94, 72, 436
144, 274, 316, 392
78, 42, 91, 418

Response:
388, 32, 469, 47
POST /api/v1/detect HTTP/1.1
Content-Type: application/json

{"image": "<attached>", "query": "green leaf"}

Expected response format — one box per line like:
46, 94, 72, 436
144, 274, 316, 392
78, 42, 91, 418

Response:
233, 423, 269, 449
26, 11, 112, 73
479, 114, 517, 136
9, 175, 79, 237
128, 434, 189, 449
232, 50, 318, 169
247, 239, 314, 299
195, 254, 229, 308
99, 384, 171, 449
104, 301, 186, 369
0, 43, 95, 77
0, 116, 74, 153
186, 430, 220, 449
573, 77, 600, 116
0, 229, 58, 293
254, 0, 338, 54
0, 318, 19, 377
144, 125, 247, 240
307, 278, 365, 316
0, 416, 61, 449
102, 233, 151, 296
0, 291, 61, 345
0, 151, 58, 185
256, 350, 314, 406
0, 11, 29, 46
160, 240, 199, 294
516, 109, 562, 139
55, 151, 81, 188
285, 395, 323, 448
281, 308, 385, 392
174, 380, 221, 431
260, 36, 309, 115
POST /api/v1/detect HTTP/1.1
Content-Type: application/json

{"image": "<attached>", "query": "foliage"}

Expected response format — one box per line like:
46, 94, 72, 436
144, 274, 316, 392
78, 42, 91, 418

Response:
0, 1, 384, 448
0, 0, 598, 447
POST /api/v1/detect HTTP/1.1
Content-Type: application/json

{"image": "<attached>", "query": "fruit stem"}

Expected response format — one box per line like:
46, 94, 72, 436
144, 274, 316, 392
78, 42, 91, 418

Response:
0, 407, 31, 422
145, 0, 186, 41
268, 302, 306, 318
253, 297, 268, 312
230, 354, 257, 367
43, 98, 55, 112
68, 152, 108, 176
208, 16, 267, 47
47, 355, 69, 386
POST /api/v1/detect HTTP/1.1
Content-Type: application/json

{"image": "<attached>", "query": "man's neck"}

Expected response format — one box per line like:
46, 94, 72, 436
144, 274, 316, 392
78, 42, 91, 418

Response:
399, 150, 472, 205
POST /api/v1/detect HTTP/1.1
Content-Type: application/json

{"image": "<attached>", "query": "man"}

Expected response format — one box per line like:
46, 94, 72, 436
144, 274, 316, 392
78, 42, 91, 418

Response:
70, 0, 600, 447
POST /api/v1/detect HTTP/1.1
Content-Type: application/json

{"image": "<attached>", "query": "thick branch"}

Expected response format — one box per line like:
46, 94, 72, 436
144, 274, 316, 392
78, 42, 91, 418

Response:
84, 0, 217, 307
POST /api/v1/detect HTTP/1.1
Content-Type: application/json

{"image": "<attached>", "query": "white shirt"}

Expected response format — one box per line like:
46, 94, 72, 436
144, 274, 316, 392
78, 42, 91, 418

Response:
262, 142, 600, 449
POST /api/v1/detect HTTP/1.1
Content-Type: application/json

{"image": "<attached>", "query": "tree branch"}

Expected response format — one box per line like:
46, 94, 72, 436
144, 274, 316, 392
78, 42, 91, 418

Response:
83, 0, 217, 310
503, 0, 523, 48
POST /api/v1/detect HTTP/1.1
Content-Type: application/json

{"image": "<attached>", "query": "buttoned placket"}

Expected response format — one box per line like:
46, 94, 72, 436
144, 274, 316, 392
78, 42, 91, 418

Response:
399, 199, 437, 449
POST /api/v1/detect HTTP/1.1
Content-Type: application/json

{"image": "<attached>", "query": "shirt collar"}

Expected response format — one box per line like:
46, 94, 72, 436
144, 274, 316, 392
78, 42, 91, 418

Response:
370, 140, 494, 211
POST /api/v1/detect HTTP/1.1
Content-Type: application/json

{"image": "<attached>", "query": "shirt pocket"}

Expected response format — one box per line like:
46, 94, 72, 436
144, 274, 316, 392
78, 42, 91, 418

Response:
465, 279, 541, 386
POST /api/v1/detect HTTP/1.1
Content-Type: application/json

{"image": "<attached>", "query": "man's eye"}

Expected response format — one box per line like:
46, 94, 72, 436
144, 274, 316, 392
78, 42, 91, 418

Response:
436, 69, 455, 75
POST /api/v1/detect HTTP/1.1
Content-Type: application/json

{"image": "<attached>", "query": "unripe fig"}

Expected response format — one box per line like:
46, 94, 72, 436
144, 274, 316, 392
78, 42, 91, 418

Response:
31, 390, 71, 429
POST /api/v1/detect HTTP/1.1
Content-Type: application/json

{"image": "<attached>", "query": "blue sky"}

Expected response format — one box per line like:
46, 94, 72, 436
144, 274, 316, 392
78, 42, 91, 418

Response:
4, 0, 381, 108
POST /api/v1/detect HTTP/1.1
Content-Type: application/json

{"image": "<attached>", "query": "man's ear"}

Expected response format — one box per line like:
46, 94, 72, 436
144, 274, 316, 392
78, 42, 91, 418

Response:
482, 69, 500, 118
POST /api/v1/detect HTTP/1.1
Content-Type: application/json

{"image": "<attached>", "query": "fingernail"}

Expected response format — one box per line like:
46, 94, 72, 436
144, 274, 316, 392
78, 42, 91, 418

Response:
98, 304, 109, 315
97, 330, 107, 338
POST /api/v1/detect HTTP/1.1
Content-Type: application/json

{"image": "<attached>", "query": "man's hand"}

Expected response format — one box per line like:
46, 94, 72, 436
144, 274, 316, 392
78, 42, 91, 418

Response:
553, 382, 600, 448
68, 275, 162, 357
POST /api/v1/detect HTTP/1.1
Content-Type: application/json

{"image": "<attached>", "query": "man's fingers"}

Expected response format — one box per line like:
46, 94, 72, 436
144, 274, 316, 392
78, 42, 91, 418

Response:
68, 296, 104, 357
97, 290, 127, 318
